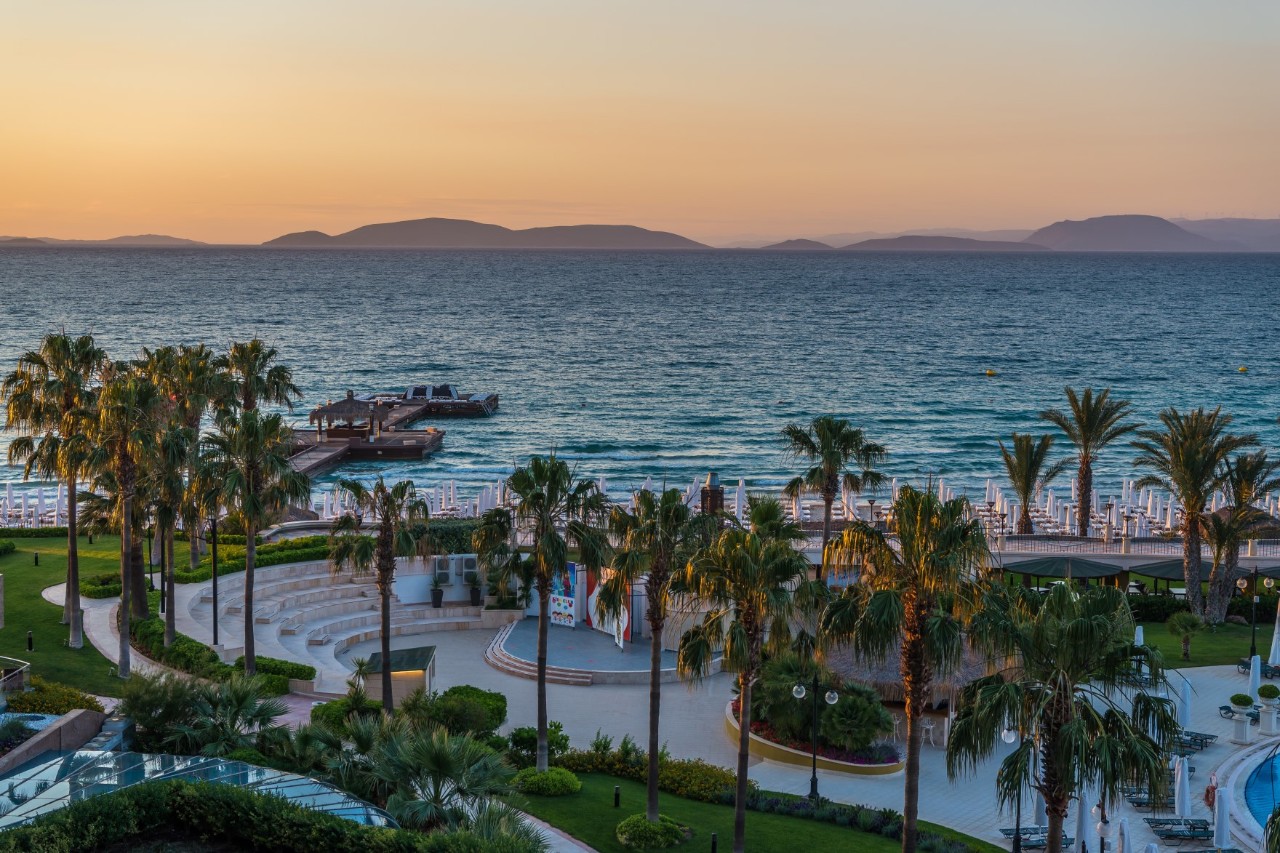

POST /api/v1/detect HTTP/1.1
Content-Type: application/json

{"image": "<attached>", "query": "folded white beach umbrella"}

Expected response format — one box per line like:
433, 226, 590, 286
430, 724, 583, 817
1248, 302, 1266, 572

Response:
1174, 756, 1191, 817
1116, 817, 1131, 853
1213, 791, 1231, 849
641, 475, 652, 494
1142, 844, 1158, 853
1251, 655, 1263, 700
1073, 790, 1091, 853
1177, 679, 1192, 727
596, 476, 607, 496
1270, 597, 1280, 666
1033, 791, 1047, 827
1134, 626, 1144, 647
735, 479, 746, 523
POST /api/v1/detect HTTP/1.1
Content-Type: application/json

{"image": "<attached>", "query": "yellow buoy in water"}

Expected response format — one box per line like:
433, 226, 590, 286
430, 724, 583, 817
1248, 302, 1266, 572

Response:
985, 369, 998, 377
1239, 366, 1248, 373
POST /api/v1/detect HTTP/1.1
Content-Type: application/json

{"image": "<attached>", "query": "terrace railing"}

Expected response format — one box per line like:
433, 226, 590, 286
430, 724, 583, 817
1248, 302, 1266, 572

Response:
0, 656, 31, 694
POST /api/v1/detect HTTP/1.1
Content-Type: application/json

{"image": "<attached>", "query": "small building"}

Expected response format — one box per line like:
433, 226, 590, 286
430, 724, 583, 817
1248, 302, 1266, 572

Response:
365, 645, 436, 708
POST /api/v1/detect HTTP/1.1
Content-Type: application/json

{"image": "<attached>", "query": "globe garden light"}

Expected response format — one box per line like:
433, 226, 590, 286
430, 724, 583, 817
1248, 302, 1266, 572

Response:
1267, 577, 1276, 590
793, 684, 806, 700
824, 690, 839, 706
1238, 578, 1248, 590
1001, 728, 1018, 745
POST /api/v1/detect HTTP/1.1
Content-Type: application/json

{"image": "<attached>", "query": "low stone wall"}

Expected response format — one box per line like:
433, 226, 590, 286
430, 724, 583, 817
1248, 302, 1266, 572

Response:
723, 703, 904, 776
0, 708, 107, 777
481, 608, 524, 630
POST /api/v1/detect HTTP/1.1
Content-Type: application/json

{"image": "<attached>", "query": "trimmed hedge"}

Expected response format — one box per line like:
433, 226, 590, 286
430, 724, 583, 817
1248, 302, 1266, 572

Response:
1127, 594, 1190, 623
175, 536, 330, 583
0, 527, 67, 539
0, 778, 474, 853
512, 766, 581, 796
5, 676, 104, 715
0, 540, 13, 558
235, 655, 317, 682
557, 749, 745, 804
423, 519, 481, 555
80, 572, 122, 599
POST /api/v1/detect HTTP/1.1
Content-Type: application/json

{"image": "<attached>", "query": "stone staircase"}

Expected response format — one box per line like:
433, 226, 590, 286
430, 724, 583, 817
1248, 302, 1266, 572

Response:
483, 622, 593, 686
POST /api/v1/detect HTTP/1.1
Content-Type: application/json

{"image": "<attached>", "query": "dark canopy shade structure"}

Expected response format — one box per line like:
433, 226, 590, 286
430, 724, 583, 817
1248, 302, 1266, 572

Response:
367, 644, 436, 674
1000, 556, 1123, 580
308, 390, 390, 429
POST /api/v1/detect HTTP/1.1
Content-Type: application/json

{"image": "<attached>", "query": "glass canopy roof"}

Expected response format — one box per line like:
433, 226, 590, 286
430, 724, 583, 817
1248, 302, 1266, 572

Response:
0, 750, 397, 830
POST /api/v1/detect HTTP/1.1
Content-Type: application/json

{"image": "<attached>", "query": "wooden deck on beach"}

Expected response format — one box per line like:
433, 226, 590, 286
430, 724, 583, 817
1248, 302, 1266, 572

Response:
288, 428, 445, 476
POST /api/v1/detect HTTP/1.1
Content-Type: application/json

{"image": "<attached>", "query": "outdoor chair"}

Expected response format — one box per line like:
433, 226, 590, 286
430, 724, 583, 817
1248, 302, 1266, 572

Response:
1219, 705, 1261, 724
1154, 826, 1213, 842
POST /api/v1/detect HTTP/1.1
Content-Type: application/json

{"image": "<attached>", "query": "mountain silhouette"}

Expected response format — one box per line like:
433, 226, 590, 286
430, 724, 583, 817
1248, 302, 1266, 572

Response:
758, 239, 832, 250
264, 217, 706, 249
1024, 215, 1229, 252
840, 235, 1049, 252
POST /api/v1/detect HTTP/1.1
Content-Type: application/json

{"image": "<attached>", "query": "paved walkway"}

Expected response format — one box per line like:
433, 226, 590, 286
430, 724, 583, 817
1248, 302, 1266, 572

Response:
504, 618, 677, 671
59, 575, 1271, 852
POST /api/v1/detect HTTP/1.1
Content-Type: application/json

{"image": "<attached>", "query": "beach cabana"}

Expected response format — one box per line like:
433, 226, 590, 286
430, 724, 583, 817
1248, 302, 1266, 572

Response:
308, 390, 391, 440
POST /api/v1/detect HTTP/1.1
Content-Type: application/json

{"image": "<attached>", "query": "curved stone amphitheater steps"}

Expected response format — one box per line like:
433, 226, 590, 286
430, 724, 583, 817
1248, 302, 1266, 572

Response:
483, 623, 593, 686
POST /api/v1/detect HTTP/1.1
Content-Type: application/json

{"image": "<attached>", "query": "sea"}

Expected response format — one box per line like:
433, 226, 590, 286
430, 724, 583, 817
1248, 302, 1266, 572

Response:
1, 248, 1278, 505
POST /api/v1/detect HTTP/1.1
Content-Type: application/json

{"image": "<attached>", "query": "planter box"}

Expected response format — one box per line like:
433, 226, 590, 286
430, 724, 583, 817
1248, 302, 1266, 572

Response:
722, 703, 904, 776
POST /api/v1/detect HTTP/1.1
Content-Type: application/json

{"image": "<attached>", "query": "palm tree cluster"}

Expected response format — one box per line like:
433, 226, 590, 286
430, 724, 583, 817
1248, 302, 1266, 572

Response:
2, 332, 309, 675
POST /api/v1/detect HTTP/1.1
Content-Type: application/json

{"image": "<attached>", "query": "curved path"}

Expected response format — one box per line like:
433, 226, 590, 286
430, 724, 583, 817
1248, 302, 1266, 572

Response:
54, 571, 1267, 852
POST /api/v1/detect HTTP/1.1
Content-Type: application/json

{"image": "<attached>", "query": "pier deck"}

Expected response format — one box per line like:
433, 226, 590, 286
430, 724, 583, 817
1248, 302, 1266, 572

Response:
288, 428, 445, 476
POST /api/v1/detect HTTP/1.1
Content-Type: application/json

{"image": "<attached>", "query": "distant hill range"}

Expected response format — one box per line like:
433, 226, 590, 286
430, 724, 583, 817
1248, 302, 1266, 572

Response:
841, 235, 1049, 252
1174, 218, 1280, 252
0, 234, 206, 248
759, 238, 832, 250
264, 217, 706, 249
1023, 215, 1234, 252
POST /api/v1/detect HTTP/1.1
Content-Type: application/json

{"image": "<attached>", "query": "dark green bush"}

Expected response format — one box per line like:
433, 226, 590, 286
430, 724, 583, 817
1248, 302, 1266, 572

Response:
1127, 594, 1190, 622
175, 536, 331, 584
512, 766, 582, 796
311, 695, 384, 732
418, 518, 480, 555
235, 655, 317, 681
0, 526, 67, 539
615, 813, 685, 849
0, 540, 14, 558
417, 685, 507, 736
1229, 591, 1279, 619
556, 749, 744, 804
79, 572, 122, 599
5, 676, 104, 715
130, 618, 233, 680
508, 721, 570, 768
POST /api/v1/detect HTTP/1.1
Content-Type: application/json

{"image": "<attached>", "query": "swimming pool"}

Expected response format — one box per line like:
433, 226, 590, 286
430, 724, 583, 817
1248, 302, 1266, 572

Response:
1245, 748, 1280, 826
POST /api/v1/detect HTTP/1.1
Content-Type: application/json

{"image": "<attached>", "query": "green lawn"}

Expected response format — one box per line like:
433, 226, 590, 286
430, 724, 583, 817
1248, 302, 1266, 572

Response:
517, 773, 1003, 853
0, 535, 127, 696
1139, 619, 1272, 669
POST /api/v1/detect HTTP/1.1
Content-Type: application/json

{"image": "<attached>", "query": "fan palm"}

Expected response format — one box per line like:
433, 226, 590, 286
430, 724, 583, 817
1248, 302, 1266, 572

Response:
999, 433, 1066, 535
167, 673, 288, 756
87, 366, 163, 677
1040, 387, 1140, 537
1, 331, 106, 647
376, 725, 515, 831
216, 337, 300, 416
677, 527, 814, 853
502, 453, 610, 772
1199, 451, 1280, 622
1165, 611, 1204, 660
202, 409, 310, 674
1132, 407, 1258, 617
473, 506, 532, 608
782, 415, 886, 581
329, 477, 430, 712
821, 485, 989, 853
596, 487, 715, 822
949, 584, 1178, 853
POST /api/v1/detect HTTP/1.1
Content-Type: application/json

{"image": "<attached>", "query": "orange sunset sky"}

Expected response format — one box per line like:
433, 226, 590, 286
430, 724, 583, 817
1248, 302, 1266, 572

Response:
3, 1, 1278, 244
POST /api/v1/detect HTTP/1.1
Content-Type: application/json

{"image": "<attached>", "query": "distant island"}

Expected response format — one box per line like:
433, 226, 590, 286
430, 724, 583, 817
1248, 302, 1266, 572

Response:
0, 234, 206, 248
1023, 215, 1232, 252
263, 217, 706, 250
839, 235, 1049, 252
758, 239, 832, 250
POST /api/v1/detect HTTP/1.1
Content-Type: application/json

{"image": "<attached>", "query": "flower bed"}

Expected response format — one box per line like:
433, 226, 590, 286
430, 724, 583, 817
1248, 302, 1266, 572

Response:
725, 702, 903, 775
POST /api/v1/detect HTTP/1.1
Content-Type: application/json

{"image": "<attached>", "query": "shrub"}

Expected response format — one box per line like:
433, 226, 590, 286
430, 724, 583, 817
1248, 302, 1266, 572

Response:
79, 572, 122, 599
1231, 693, 1254, 708
419, 518, 481, 555
1260, 684, 1280, 701
234, 655, 317, 682
6, 676, 104, 715
131, 618, 232, 680
512, 766, 582, 796
1127, 594, 1190, 623
0, 718, 34, 752
174, 536, 331, 584
508, 721, 570, 768
1229, 592, 1279, 620
615, 814, 685, 849
0, 540, 14, 558
118, 673, 203, 751
658, 759, 738, 802
0, 526, 67, 539
310, 696, 383, 732
590, 729, 614, 755
820, 683, 894, 752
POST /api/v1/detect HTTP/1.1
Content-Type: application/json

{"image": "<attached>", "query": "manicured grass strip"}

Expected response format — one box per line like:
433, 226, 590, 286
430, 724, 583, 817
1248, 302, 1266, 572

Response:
1139, 619, 1274, 670
516, 773, 1001, 853
0, 535, 128, 696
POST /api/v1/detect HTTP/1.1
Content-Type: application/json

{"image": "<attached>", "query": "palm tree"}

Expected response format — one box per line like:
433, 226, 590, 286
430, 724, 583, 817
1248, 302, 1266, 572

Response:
999, 433, 1066, 535
88, 366, 162, 678
501, 453, 610, 772
596, 487, 714, 823
821, 485, 989, 853
1040, 387, 1140, 537
216, 338, 301, 416
782, 415, 886, 581
329, 477, 430, 713
168, 673, 288, 756
949, 584, 1178, 853
202, 409, 310, 675
1132, 407, 1258, 617
677, 526, 813, 853
741, 494, 806, 545
1199, 451, 1280, 622
375, 725, 515, 831
142, 422, 194, 646
1, 331, 106, 647
1166, 611, 1205, 660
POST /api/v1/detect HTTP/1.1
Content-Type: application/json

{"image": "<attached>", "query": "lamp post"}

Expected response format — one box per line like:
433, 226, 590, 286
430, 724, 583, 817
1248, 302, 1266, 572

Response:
793, 674, 839, 801
1001, 727, 1023, 853
210, 516, 220, 647
1239, 568, 1276, 660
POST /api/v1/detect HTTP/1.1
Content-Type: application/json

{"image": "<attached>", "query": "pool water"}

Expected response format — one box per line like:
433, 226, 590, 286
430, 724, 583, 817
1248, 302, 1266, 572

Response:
1245, 748, 1280, 825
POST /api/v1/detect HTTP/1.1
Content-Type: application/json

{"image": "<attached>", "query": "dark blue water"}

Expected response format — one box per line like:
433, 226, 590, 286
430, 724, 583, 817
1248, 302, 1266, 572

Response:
1, 248, 1277, 500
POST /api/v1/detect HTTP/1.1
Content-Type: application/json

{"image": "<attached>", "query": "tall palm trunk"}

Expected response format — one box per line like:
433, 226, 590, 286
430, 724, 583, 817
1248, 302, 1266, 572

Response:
118, 492, 133, 679
243, 528, 257, 674
646, 601, 664, 822
536, 581, 551, 772
164, 526, 176, 646
900, 598, 930, 853
1039, 706, 1069, 853
733, 668, 754, 853
819, 492, 834, 582
1076, 461, 1092, 537
65, 478, 83, 648
1182, 518, 1205, 616
377, 516, 396, 713
130, 532, 148, 621
1018, 504, 1033, 535
1206, 548, 1238, 624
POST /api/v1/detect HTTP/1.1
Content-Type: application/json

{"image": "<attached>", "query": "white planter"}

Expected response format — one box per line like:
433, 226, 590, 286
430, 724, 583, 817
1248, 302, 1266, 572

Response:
1263, 708, 1279, 737
1232, 714, 1253, 745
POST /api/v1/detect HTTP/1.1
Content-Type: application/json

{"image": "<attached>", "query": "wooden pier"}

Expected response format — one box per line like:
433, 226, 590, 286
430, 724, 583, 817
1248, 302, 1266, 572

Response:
288, 428, 446, 476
